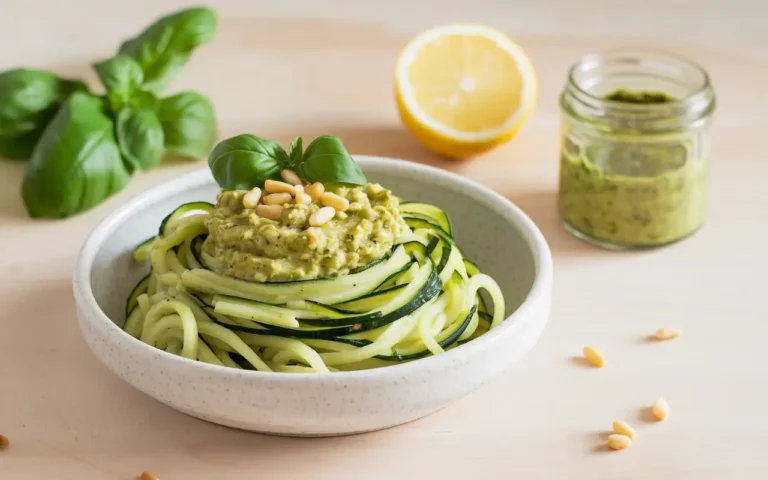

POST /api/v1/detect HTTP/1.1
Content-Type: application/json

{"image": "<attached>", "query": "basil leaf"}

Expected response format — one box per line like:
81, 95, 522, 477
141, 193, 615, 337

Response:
115, 106, 165, 171
92, 55, 144, 112
118, 7, 217, 93
130, 89, 160, 108
288, 136, 303, 167
21, 92, 131, 218
0, 130, 40, 159
157, 91, 217, 159
208, 134, 289, 190
0, 69, 87, 160
301, 135, 367, 185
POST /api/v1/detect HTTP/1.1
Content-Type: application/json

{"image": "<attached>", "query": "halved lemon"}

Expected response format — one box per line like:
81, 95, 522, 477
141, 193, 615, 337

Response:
395, 24, 537, 159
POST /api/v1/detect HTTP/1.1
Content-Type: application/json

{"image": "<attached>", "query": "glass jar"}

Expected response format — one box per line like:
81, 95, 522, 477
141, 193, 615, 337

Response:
558, 50, 716, 249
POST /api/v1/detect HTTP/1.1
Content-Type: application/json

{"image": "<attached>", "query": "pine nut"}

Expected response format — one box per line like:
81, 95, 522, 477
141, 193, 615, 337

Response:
141, 472, 159, 480
655, 327, 681, 340
309, 206, 336, 227
320, 192, 350, 211
295, 192, 312, 205
242, 187, 262, 209
652, 397, 670, 421
582, 346, 605, 368
264, 179, 296, 195
607, 434, 632, 450
293, 184, 304, 194
280, 169, 303, 186
612, 420, 637, 440
305, 182, 325, 202
256, 204, 283, 221
0, 434, 9, 450
262, 193, 292, 205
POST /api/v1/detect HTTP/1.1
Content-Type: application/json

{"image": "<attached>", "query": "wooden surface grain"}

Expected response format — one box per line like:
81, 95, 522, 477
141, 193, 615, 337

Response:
1, 1, 766, 478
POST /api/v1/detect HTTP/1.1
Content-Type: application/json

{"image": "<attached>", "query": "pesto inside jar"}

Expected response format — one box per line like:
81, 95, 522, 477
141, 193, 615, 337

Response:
558, 89, 709, 247
604, 89, 676, 104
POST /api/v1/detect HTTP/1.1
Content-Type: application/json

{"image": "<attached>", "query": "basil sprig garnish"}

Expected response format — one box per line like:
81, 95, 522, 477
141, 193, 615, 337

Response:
1, 7, 218, 218
209, 134, 367, 190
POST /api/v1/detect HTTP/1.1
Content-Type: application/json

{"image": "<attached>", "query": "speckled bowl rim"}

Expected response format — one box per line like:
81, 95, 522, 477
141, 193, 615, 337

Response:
73, 156, 553, 383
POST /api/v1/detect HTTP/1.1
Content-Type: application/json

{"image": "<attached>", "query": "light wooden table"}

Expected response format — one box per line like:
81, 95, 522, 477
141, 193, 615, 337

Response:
1, 1, 766, 479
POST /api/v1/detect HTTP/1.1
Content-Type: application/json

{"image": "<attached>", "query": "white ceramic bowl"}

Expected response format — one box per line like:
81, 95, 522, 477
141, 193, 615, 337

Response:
73, 156, 553, 436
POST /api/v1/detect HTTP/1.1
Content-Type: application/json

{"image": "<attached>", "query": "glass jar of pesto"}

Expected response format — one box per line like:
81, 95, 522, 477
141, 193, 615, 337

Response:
558, 51, 716, 249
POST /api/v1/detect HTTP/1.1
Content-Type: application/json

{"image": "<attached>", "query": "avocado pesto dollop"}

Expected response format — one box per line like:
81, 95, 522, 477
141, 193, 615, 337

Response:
558, 89, 709, 247
202, 183, 406, 282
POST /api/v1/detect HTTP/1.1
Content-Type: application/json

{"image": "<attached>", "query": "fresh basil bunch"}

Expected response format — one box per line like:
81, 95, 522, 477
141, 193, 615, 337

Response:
209, 134, 367, 190
0, 6, 219, 218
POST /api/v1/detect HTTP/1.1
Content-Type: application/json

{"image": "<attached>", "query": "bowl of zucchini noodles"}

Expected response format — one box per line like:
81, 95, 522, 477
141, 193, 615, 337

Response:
74, 156, 552, 436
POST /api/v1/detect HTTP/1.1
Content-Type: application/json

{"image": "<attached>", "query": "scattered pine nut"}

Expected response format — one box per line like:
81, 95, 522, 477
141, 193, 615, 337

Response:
0, 434, 9, 450
293, 184, 305, 194
295, 192, 312, 205
256, 204, 284, 221
262, 193, 292, 205
264, 179, 296, 195
612, 420, 637, 440
607, 434, 632, 450
652, 397, 670, 421
582, 346, 605, 368
140, 472, 159, 480
655, 327, 681, 340
242, 187, 262, 209
280, 169, 303, 186
320, 192, 350, 211
305, 182, 325, 202
309, 206, 336, 227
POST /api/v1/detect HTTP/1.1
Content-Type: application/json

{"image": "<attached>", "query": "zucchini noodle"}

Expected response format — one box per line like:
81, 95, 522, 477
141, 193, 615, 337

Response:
123, 200, 507, 373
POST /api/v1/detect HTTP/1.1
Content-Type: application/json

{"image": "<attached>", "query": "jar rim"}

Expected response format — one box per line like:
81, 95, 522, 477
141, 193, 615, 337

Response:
567, 49, 713, 110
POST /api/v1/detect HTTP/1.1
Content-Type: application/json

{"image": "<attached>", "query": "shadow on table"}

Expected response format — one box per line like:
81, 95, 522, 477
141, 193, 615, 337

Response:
0, 159, 29, 219
503, 189, 606, 257
174, 415, 438, 471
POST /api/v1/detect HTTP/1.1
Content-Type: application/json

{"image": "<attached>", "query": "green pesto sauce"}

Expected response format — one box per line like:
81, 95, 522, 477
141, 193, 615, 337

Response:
604, 89, 676, 104
558, 89, 708, 247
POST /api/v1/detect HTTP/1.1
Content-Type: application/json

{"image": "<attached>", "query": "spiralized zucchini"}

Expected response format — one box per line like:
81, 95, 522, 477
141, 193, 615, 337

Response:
123, 201, 505, 373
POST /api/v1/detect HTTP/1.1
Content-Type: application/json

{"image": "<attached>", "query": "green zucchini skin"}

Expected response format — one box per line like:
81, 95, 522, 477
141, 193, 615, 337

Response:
335, 284, 407, 312
372, 259, 416, 291
217, 267, 442, 339
434, 244, 452, 275
378, 303, 478, 361
132, 237, 156, 263
305, 303, 479, 362
403, 216, 454, 244
125, 274, 150, 317
132, 201, 213, 264
159, 201, 214, 236
424, 235, 440, 256
400, 202, 454, 235
190, 234, 207, 266
305, 301, 362, 316
402, 240, 429, 262
348, 254, 387, 274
